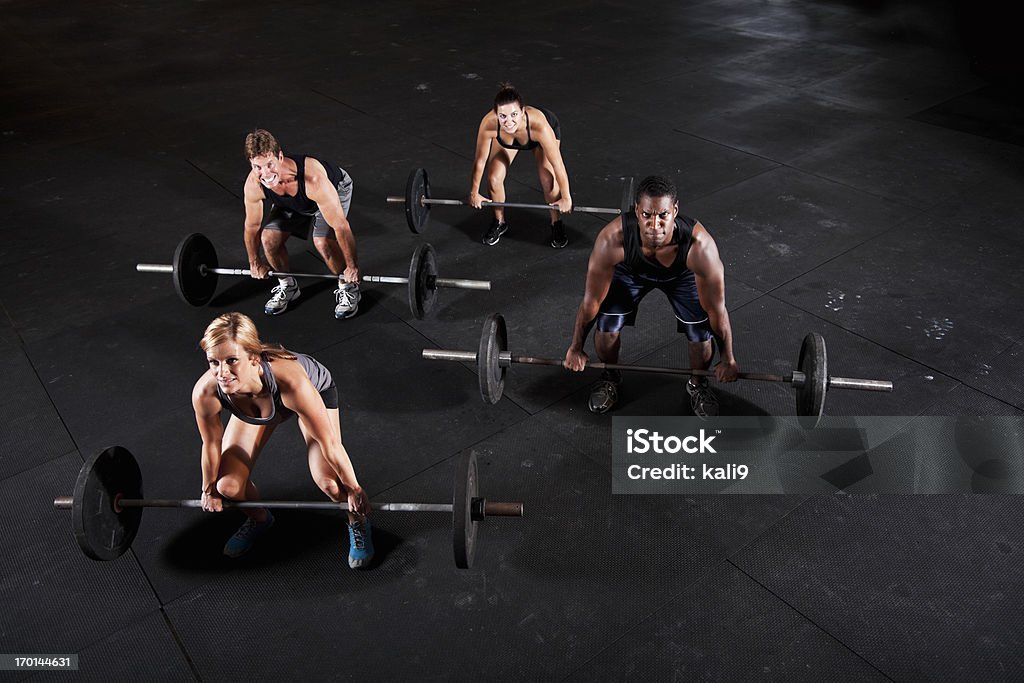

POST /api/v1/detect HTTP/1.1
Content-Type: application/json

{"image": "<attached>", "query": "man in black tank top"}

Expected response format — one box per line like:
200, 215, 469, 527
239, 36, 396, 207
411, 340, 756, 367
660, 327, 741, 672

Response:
564, 176, 740, 417
242, 129, 361, 320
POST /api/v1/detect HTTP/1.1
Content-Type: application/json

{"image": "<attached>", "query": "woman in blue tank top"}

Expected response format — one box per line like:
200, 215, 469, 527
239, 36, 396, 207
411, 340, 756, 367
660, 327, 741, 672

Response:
191, 312, 374, 568
468, 83, 574, 249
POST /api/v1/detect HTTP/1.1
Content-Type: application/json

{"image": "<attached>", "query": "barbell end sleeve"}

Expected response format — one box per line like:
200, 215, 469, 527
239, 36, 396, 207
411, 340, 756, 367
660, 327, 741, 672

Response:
54, 496, 73, 509
422, 348, 479, 362
136, 264, 174, 273
828, 376, 895, 393
434, 278, 491, 291
386, 195, 406, 203
482, 501, 524, 517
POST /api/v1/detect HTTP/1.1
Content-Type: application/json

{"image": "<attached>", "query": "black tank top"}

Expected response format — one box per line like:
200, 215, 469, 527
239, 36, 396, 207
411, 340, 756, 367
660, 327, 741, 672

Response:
621, 210, 698, 279
216, 352, 334, 427
261, 154, 343, 215
496, 108, 557, 151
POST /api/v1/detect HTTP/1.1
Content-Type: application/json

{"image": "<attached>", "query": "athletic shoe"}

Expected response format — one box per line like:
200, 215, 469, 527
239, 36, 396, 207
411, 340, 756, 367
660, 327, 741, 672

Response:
347, 518, 375, 569
686, 378, 719, 419
549, 220, 568, 248
264, 279, 300, 316
588, 370, 622, 414
333, 282, 361, 320
482, 219, 509, 246
223, 510, 275, 558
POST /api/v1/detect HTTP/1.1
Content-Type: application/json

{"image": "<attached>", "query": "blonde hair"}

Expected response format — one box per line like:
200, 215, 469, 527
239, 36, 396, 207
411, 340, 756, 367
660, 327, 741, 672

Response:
200, 312, 296, 360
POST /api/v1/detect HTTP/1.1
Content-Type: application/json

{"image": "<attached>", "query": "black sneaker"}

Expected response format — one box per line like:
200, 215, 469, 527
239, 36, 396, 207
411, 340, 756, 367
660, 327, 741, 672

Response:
482, 219, 508, 246
588, 370, 622, 414
686, 378, 719, 419
550, 220, 568, 249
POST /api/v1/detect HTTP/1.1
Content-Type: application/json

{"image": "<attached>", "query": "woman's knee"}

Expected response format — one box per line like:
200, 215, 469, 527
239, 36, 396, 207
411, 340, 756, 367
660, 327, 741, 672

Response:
216, 476, 247, 500
316, 478, 341, 501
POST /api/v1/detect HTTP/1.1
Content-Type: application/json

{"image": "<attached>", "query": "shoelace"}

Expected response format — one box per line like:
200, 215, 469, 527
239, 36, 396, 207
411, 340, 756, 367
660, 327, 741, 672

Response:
236, 518, 260, 539
335, 288, 357, 305
270, 284, 293, 300
349, 524, 365, 550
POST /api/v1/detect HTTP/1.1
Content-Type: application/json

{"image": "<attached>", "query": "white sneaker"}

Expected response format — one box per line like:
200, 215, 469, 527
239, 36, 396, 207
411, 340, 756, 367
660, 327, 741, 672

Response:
264, 280, 300, 316
334, 282, 361, 320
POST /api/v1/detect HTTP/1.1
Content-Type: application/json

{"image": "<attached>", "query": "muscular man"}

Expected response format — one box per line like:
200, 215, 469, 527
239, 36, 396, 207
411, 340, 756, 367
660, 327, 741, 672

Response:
242, 129, 361, 319
564, 175, 739, 416
468, 83, 573, 248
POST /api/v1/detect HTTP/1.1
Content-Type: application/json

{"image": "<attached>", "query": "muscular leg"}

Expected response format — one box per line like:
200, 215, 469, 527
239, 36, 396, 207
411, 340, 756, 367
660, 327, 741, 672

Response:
313, 236, 346, 275
486, 145, 516, 224
594, 330, 621, 364
688, 339, 714, 373
261, 229, 291, 273
533, 143, 561, 225
298, 408, 359, 524
216, 416, 277, 522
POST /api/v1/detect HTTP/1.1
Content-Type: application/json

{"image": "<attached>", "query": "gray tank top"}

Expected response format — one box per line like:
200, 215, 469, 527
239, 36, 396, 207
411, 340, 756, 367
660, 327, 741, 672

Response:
216, 352, 333, 426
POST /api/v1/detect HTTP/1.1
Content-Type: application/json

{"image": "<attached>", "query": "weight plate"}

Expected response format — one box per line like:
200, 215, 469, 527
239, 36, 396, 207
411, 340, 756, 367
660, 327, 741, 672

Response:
172, 233, 218, 306
407, 242, 438, 319
796, 332, 827, 428
478, 313, 508, 405
620, 176, 635, 215
405, 168, 431, 234
453, 451, 479, 569
72, 446, 144, 561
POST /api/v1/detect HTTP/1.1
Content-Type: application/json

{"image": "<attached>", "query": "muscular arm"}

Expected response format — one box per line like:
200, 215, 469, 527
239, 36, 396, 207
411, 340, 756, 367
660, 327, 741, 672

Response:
688, 223, 738, 378
565, 220, 624, 369
305, 158, 358, 276
192, 375, 226, 507
532, 114, 572, 210
242, 173, 267, 272
468, 114, 495, 207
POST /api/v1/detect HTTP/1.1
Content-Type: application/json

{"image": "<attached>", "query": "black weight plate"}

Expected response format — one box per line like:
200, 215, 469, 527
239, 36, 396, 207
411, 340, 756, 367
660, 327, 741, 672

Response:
453, 451, 479, 569
620, 176, 635, 215
796, 332, 827, 428
405, 168, 431, 234
72, 446, 144, 561
407, 242, 438, 319
478, 313, 508, 405
172, 233, 218, 306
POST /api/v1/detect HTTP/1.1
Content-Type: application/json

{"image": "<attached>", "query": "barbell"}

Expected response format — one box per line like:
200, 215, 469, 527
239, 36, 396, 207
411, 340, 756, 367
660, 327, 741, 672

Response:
55, 446, 522, 569
387, 168, 637, 234
137, 233, 491, 320
422, 313, 895, 427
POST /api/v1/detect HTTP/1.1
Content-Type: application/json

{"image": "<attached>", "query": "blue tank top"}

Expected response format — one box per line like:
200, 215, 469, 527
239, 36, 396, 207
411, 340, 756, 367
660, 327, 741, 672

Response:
216, 352, 333, 426
621, 211, 697, 280
261, 154, 343, 215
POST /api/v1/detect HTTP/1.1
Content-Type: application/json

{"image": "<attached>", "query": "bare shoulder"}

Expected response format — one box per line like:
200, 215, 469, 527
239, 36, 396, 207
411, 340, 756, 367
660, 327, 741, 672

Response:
191, 373, 219, 409
478, 110, 497, 133
303, 156, 330, 188
242, 169, 263, 200
593, 217, 625, 262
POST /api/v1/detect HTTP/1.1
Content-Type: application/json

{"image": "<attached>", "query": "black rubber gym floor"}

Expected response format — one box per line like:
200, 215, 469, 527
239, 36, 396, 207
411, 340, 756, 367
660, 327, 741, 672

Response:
3, 1, 1023, 680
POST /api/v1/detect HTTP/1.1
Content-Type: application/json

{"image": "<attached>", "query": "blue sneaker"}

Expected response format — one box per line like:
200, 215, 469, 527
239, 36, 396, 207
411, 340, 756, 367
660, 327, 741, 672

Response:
347, 518, 375, 569
223, 510, 274, 558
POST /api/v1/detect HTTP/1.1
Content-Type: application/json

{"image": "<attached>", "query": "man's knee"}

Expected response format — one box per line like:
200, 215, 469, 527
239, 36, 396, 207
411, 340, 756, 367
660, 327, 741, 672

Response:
261, 229, 286, 252
316, 478, 341, 501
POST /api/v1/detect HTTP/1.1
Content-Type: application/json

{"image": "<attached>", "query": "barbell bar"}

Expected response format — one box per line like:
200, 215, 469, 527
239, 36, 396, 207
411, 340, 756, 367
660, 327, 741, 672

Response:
55, 446, 522, 569
423, 313, 895, 427
387, 167, 636, 234
136, 233, 490, 319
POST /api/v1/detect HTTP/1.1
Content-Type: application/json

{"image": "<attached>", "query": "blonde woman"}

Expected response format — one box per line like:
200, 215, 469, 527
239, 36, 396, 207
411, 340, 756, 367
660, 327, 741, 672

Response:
192, 312, 373, 567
